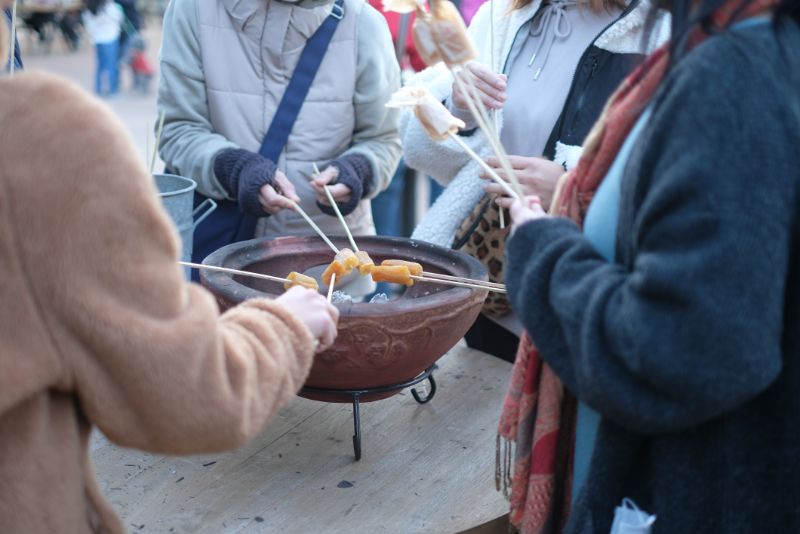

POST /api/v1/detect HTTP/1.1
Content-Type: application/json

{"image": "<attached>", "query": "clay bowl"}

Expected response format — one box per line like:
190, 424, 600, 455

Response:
201, 235, 488, 402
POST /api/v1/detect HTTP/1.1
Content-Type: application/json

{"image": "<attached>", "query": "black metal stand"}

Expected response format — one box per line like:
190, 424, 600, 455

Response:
300, 365, 438, 461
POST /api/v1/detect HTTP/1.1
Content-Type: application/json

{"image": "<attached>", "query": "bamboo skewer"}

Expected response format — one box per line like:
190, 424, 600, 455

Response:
410, 274, 506, 294
327, 273, 336, 302
314, 162, 360, 253
421, 271, 505, 289
150, 110, 166, 175
9, 0, 17, 77
453, 70, 524, 199
179, 261, 291, 285
447, 132, 519, 199
288, 199, 340, 254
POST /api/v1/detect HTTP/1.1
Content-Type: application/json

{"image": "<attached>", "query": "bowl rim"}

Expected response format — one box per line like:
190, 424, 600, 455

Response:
200, 235, 489, 316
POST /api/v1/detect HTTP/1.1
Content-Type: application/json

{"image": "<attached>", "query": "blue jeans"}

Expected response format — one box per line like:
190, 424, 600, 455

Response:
371, 160, 407, 238
95, 40, 120, 96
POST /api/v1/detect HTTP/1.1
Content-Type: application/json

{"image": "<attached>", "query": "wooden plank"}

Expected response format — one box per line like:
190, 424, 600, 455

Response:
92, 345, 512, 533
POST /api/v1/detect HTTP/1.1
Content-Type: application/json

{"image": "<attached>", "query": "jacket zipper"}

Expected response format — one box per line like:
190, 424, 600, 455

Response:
551, 0, 642, 144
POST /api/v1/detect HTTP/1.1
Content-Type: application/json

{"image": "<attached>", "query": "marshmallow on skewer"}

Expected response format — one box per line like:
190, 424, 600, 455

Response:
427, 0, 476, 66
386, 86, 465, 141
382, 0, 421, 13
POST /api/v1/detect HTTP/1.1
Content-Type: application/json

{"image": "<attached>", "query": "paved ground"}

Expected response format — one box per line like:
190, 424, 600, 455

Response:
19, 19, 165, 171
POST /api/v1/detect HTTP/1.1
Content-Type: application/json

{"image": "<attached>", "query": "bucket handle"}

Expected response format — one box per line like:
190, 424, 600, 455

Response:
192, 199, 217, 230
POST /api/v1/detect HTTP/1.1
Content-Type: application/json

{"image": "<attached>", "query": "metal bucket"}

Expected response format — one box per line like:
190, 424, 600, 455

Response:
154, 174, 216, 277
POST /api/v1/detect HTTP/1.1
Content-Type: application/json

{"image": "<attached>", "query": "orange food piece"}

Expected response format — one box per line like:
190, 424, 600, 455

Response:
284, 272, 319, 292
356, 251, 375, 275
322, 260, 347, 286
322, 249, 361, 286
371, 265, 414, 286
381, 259, 424, 276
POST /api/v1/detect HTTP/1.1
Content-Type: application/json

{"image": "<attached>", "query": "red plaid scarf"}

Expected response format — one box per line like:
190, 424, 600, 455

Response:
497, 1, 777, 532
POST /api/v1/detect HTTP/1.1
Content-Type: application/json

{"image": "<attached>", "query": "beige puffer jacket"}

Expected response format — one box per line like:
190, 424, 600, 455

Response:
158, 0, 402, 238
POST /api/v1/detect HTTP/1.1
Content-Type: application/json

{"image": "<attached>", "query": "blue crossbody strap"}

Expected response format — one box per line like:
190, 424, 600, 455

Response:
258, 0, 345, 162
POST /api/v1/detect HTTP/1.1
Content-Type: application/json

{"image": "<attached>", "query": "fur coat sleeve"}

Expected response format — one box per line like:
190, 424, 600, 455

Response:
0, 72, 316, 455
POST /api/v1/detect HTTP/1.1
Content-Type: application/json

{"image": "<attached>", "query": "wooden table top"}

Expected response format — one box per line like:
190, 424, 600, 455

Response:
91, 344, 512, 533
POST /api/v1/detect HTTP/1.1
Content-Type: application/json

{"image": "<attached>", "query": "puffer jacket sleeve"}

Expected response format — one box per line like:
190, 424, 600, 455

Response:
340, 5, 403, 198
157, 0, 237, 200
11, 74, 315, 455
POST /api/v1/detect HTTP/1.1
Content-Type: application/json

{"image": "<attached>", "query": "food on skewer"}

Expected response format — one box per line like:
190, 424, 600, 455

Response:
337, 248, 360, 270
356, 250, 375, 275
427, 0, 476, 66
322, 260, 347, 287
370, 265, 415, 286
284, 272, 320, 291
384, 0, 475, 68
386, 86, 465, 141
412, 18, 443, 66
381, 259, 424, 276
322, 248, 360, 286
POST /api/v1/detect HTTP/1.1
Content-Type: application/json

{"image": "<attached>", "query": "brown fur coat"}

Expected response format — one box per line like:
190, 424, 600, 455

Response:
0, 72, 316, 533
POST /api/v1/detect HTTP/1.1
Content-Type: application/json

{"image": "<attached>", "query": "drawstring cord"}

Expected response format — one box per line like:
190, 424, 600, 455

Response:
527, 0, 577, 80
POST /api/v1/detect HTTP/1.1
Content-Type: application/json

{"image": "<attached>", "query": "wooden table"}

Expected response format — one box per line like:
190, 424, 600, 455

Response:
91, 344, 512, 533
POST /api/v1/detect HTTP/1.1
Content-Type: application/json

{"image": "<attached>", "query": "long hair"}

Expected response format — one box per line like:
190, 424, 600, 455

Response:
511, 0, 627, 14
646, 0, 800, 66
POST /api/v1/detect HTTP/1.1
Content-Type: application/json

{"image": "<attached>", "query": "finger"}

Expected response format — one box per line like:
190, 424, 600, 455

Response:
312, 167, 339, 187
484, 183, 508, 195
326, 302, 340, 323
505, 155, 533, 170
274, 173, 300, 202
495, 196, 516, 209
472, 75, 507, 104
485, 156, 502, 170
463, 69, 506, 107
319, 318, 336, 349
262, 188, 295, 211
526, 195, 543, 208
259, 186, 281, 214
327, 183, 351, 202
489, 168, 511, 182
467, 61, 507, 91
316, 191, 332, 207
458, 72, 505, 109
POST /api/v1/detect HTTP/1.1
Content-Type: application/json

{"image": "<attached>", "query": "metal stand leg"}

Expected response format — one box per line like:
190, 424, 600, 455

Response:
411, 373, 437, 404
351, 393, 362, 461
301, 364, 438, 461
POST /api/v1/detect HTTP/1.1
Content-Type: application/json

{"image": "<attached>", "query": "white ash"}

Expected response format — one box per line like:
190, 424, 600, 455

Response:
331, 291, 353, 304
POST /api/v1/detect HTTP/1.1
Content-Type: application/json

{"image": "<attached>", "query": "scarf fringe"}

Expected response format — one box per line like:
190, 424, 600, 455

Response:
496, 434, 515, 499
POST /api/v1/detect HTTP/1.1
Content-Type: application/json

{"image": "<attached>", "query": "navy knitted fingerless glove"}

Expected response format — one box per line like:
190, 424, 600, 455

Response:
317, 154, 374, 217
213, 148, 277, 216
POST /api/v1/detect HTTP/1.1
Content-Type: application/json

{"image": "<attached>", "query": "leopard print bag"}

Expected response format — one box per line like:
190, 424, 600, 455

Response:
452, 194, 511, 316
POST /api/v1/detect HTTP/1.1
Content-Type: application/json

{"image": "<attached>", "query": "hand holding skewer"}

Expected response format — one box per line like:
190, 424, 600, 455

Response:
310, 165, 352, 205
313, 163, 361, 253
386, 87, 519, 200
260, 170, 301, 214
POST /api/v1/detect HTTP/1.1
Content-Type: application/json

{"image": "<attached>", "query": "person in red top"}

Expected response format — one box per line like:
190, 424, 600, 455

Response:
368, 0, 425, 72
129, 35, 154, 93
